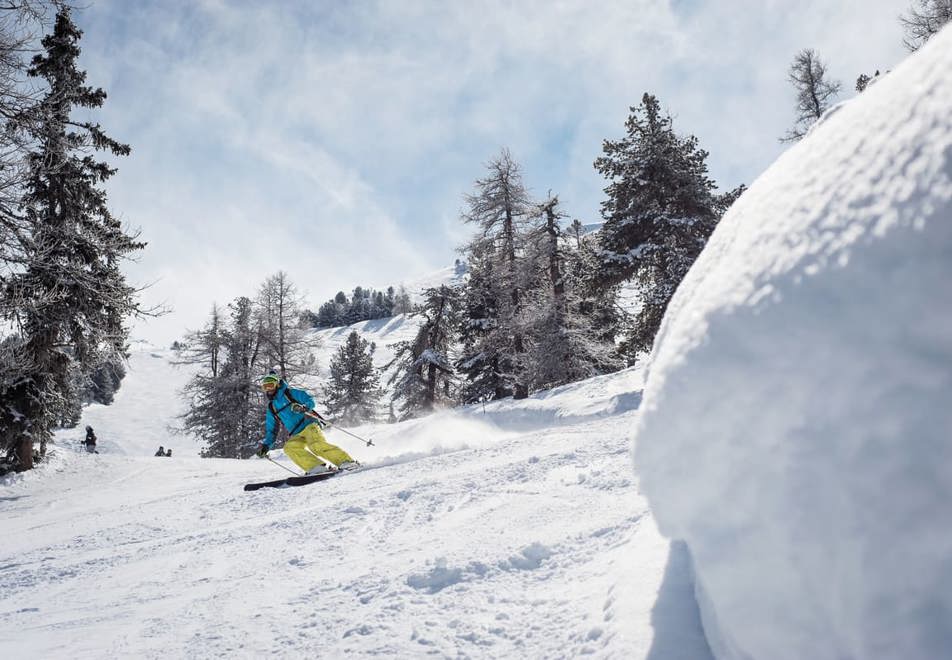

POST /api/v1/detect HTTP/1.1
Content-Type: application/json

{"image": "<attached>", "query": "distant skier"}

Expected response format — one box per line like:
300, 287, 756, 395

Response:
165, 449, 172, 457
155, 446, 165, 457
255, 374, 358, 474
83, 426, 99, 454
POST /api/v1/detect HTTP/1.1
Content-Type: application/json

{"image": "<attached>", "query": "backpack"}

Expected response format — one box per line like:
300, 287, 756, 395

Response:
269, 386, 310, 437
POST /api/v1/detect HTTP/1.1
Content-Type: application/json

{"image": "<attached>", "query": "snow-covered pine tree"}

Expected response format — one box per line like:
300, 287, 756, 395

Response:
522, 196, 622, 389
0, 3, 43, 237
456, 238, 506, 403
0, 6, 66, 465
384, 286, 397, 314
314, 291, 347, 328
391, 285, 413, 315
312, 285, 401, 328
855, 70, 882, 93
569, 231, 623, 351
255, 271, 318, 382
568, 219, 584, 249
1, 9, 143, 469
780, 49, 841, 143
176, 305, 225, 453
177, 298, 264, 458
457, 149, 533, 400
213, 297, 263, 458
345, 287, 370, 326
388, 285, 459, 419
900, 0, 952, 51
83, 354, 127, 406
593, 93, 723, 362
324, 331, 381, 425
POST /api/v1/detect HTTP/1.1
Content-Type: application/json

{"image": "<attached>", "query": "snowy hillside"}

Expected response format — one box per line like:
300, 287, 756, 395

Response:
308, 314, 417, 398
398, 264, 466, 299
301, 264, 465, 400
635, 26, 952, 660
63, 265, 460, 459
0, 337, 713, 658
64, 341, 199, 457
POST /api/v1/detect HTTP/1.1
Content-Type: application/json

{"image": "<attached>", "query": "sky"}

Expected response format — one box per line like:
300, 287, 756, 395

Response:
67, 0, 910, 346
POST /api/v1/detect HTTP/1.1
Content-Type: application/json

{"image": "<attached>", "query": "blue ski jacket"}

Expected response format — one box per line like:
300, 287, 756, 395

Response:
262, 381, 316, 448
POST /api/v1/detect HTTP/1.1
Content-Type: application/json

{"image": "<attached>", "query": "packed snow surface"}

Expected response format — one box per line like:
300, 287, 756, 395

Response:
1, 338, 711, 658
635, 27, 952, 660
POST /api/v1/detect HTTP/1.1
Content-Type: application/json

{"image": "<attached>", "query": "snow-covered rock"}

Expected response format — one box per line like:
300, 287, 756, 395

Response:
635, 26, 952, 660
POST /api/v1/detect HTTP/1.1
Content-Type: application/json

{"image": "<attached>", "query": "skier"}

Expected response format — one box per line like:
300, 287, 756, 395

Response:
255, 374, 358, 474
165, 449, 172, 457
155, 446, 165, 457
83, 426, 98, 454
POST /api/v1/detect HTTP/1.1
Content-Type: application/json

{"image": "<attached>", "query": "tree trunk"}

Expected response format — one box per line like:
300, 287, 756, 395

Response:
425, 362, 437, 411
512, 331, 528, 400
16, 437, 33, 471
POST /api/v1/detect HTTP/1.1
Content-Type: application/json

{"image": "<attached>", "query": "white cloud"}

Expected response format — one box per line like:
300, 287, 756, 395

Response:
74, 0, 910, 345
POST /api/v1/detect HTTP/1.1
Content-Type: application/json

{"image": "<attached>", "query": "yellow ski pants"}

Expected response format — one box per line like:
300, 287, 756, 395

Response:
284, 424, 353, 471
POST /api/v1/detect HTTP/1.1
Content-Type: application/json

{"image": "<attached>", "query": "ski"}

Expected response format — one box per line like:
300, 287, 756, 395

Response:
243, 471, 337, 491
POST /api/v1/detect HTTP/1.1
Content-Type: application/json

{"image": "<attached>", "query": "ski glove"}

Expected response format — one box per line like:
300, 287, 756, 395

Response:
256, 443, 269, 458
291, 403, 307, 413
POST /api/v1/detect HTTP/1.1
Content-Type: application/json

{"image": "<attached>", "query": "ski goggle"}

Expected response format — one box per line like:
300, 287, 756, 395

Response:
260, 376, 280, 392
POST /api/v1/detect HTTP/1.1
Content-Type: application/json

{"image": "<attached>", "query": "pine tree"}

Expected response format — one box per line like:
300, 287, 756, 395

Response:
324, 331, 381, 425
780, 49, 841, 143
522, 196, 622, 389
593, 93, 723, 361
456, 239, 507, 403
388, 285, 459, 419
214, 297, 263, 458
568, 219, 584, 249
1, 9, 143, 469
314, 293, 347, 328
0, 4, 41, 238
255, 271, 318, 382
900, 0, 952, 51
855, 70, 883, 93
177, 299, 265, 458
391, 285, 413, 315
457, 149, 533, 400
311, 285, 404, 328
83, 354, 127, 405
345, 286, 368, 325
176, 305, 226, 454
571, 233, 623, 350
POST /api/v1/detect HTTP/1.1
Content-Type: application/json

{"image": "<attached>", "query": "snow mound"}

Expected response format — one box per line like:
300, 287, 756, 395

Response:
635, 27, 952, 660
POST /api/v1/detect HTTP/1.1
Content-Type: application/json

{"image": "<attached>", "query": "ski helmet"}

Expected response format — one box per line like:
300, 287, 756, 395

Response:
260, 374, 280, 389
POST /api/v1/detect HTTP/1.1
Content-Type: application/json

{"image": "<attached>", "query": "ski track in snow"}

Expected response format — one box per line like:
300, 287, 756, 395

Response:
0, 347, 709, 659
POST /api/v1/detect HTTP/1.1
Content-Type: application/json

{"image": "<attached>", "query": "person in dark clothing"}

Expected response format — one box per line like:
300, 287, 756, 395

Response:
83, 426, 99, 454
165, 449, 172, 457
155, 446, 165, 457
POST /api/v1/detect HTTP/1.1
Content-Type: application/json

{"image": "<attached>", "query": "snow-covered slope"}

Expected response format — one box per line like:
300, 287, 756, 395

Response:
0, 339, 712, 658
299, 264, 465, 401
398, 264, 466, 298
635, 26, 952, 660
308, 314, 418, 397
71, 277, 445, 460
72, 341, 199, 457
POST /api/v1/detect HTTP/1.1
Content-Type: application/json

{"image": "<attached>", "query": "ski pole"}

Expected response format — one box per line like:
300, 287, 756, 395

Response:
267, 455, 302, 476
326, 424, 375, 447
302, 409, 374, 446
